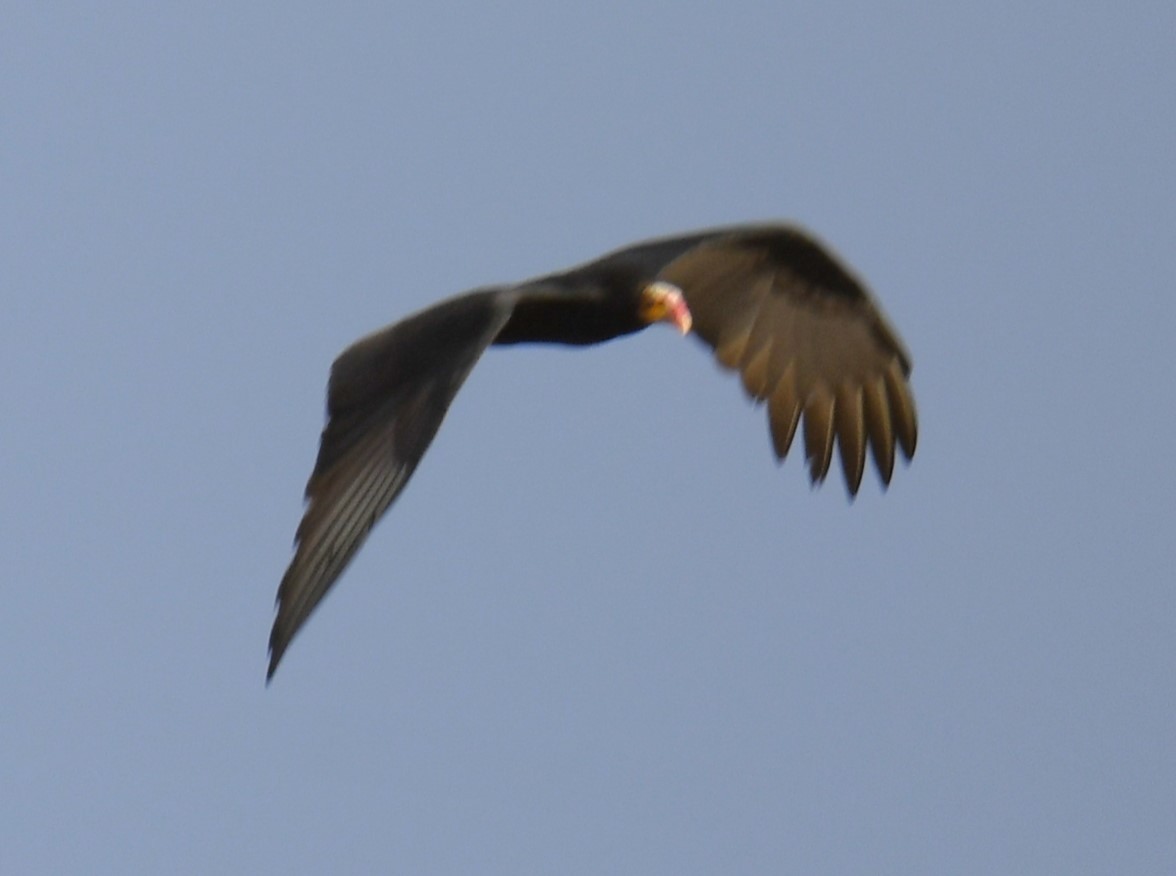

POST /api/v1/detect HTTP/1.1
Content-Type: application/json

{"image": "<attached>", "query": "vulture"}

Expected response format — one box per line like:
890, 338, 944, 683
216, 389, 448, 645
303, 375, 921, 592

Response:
268, 223, 917, 679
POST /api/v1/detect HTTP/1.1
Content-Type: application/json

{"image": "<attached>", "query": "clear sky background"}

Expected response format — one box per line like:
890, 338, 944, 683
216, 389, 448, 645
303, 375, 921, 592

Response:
3, 3, 1174, 874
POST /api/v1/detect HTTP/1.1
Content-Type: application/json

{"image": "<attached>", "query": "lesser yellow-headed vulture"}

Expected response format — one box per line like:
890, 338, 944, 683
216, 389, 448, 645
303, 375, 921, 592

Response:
268, 223, 917, 679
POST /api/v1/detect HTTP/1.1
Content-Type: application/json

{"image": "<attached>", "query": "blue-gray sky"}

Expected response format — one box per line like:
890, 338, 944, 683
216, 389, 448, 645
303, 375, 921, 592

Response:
4, 3, 1174, 873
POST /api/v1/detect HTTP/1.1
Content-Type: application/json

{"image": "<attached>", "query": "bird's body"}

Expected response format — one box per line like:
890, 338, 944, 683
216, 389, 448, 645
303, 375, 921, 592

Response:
268, 223, 917, 679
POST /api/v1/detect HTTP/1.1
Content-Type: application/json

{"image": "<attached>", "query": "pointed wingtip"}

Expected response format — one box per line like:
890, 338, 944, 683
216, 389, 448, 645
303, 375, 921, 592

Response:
266, 631, 286, 684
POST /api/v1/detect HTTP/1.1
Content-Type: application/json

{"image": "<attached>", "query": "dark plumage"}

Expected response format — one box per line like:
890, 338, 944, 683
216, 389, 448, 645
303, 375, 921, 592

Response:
268, 223, 917, 679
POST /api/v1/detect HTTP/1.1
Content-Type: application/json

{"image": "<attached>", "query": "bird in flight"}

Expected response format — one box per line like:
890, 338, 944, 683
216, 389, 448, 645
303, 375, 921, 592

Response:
268, 223, 917, 679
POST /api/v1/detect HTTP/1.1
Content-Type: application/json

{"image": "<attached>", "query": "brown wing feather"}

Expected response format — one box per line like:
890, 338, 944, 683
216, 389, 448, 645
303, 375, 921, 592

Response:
268, 289, 513, 679
658, 227, 917, 495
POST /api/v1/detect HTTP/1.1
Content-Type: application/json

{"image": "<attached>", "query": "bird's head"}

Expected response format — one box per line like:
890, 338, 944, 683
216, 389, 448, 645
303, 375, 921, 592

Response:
637, 280, 693, 334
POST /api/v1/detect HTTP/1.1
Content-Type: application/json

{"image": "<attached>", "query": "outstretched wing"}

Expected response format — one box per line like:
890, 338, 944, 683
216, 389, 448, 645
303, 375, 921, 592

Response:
655, 226, 917, 494
268, 289, 514, 679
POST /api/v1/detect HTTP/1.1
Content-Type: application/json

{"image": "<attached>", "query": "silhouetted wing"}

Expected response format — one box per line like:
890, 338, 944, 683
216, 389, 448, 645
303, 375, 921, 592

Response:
657, 226, 917, 494
268, 289, 513, 678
